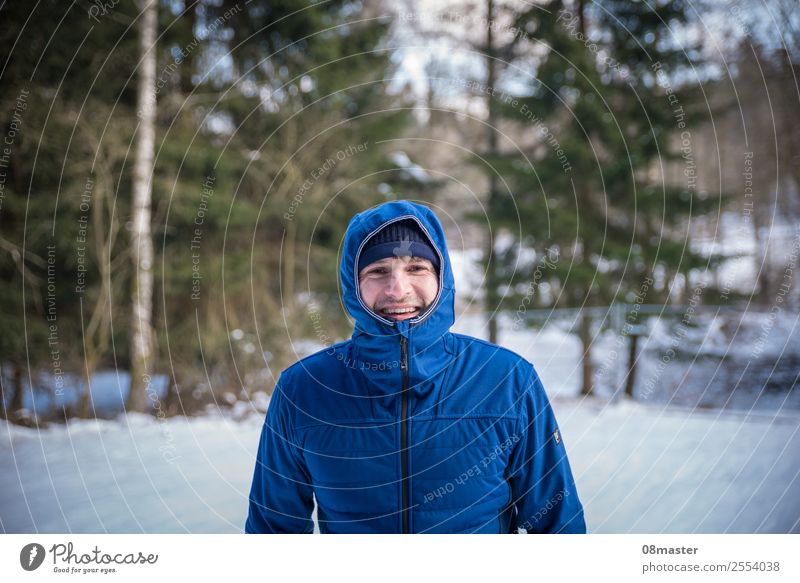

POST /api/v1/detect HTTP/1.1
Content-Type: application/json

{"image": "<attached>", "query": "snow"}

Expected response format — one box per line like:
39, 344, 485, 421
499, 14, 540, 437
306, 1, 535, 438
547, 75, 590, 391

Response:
2, 391, 798, 533
0, 413, 265, 533
561, 399, 800, 533
2, 266, 799, 533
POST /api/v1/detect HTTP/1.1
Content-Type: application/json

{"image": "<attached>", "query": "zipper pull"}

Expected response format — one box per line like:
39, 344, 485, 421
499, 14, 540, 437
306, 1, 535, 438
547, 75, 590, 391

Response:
400, 336, 408, 371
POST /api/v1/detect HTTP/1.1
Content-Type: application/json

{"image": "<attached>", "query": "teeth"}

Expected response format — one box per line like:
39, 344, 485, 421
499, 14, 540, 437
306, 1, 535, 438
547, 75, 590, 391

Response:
384, 307, 416, 314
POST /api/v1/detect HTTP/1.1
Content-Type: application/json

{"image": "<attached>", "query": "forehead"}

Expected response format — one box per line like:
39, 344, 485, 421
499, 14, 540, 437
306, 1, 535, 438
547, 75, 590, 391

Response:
360, 256, 432, 271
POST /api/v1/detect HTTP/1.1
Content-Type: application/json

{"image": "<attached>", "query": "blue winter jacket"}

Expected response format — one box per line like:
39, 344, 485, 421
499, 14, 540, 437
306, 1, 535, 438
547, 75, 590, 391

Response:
245, 201, 586, 533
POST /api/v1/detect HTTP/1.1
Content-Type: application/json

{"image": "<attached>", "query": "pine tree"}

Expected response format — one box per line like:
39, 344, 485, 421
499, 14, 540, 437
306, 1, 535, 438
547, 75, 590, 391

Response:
487, 0, 721, 393
0, 0, 141, 420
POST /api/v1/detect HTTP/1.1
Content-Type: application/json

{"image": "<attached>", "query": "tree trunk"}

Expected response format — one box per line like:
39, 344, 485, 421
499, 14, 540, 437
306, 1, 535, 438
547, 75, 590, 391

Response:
164, 377, 179, 417
624, 333, 640, 398
284, 219, 296, 314
9, 361, 24, 412
485, 0, 499, 344
128, 0, 158, 412
180, 2, 198, 95
78, 364, 93, 419
580, 311, 594, 396
753, 210, 772, 306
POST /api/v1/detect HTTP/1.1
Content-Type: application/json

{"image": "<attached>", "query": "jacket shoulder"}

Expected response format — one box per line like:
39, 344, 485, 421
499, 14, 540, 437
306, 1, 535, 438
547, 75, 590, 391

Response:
442, 333, 544, 419
279, 339, 352, 385
450, 332, 535, 371
448, 332, 541, 400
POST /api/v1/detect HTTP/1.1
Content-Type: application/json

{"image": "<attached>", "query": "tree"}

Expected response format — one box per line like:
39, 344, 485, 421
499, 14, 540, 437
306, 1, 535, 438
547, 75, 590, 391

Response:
424, 0, 543, 344
0, 0, 421, 419
0, 0, 140, 421
722, 32, 800, 306
128, 0, 158, 412
150, 0, 415, 405
482, 0, 719, 393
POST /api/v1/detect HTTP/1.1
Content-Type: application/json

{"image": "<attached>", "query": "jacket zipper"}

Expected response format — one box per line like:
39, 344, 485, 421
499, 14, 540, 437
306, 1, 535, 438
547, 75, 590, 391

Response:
400, 335, 410, 533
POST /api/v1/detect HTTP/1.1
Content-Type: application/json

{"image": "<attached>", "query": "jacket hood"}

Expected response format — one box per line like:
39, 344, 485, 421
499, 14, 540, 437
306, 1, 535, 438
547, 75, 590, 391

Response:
339, 200, 456, 391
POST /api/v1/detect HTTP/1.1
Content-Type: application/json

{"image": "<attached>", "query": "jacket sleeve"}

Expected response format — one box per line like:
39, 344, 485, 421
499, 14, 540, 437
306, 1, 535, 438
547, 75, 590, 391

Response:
507, 367, 586, 533
245, 379, 315, 533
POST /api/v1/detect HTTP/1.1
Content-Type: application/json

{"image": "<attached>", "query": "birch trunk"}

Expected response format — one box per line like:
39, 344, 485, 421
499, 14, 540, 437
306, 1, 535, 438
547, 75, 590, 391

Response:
127, 0, 157, 412
484, 0, 499, 344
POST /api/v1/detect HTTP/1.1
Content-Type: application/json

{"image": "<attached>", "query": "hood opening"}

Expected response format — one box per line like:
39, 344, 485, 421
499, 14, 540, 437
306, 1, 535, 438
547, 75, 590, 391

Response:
353, 214, 445, 328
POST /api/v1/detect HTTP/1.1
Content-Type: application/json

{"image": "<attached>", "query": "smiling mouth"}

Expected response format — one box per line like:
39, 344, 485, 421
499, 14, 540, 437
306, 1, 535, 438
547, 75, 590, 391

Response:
379, 306, 420, 318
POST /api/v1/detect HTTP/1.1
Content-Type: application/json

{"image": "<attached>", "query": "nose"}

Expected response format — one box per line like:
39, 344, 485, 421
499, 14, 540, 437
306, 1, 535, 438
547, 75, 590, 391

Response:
384, 269, 412, 299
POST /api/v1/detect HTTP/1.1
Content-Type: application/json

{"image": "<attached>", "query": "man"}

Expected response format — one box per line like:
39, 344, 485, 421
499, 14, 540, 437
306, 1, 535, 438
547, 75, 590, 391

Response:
246, 200, 585, 533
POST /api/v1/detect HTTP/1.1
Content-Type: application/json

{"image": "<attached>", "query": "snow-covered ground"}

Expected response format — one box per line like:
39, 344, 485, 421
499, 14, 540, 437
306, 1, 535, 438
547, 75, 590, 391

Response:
0, 412, 264, 534
4, 309, 797, 534
563, 399, 800, 533
2, 393, 798, 533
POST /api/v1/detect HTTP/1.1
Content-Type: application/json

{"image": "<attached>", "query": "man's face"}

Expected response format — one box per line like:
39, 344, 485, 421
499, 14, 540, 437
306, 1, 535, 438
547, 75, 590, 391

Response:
358, 256, 439, 321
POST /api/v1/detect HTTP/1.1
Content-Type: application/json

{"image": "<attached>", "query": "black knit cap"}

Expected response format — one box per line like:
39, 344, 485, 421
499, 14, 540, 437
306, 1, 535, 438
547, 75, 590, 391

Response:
358, 219, 439, 274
